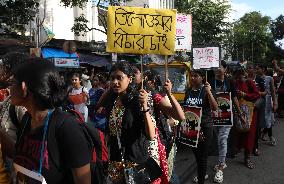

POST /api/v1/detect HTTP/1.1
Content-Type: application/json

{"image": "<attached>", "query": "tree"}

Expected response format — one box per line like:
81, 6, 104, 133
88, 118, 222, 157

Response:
61, 0, 131, 36
271, 15, 284, 41
176, 0, 231, 45
0, 0, 39, 34
231, 11, 272, 62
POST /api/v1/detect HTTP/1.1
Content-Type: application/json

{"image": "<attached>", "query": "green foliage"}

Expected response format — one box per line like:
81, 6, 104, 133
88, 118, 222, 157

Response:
0, 0, 39, 34
176, 0, 231, 45
271, 15, 284, 41
231, 11, 273, 62
60, 0, 89, 8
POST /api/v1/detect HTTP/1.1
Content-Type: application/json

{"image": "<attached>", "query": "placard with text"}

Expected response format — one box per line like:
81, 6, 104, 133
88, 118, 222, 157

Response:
107, 6, 176, 55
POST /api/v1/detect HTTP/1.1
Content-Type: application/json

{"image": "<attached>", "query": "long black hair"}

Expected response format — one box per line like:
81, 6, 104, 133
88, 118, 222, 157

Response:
12, 58, 67, 109
143, 69, 162, 93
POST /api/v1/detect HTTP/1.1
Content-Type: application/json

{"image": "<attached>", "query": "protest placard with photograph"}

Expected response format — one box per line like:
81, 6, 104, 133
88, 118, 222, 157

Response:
212, 92, 233, 126
107, 6, 176, 55
178, 106, 202, 148
175, 14, 192, 51
192, 46, 220, 69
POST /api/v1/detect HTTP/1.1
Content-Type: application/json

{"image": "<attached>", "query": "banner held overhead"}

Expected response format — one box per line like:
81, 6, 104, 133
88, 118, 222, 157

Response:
107, 6, 176, 55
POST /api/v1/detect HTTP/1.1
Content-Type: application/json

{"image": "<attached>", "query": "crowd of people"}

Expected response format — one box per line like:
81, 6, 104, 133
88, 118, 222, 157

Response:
0, 52, 282, 184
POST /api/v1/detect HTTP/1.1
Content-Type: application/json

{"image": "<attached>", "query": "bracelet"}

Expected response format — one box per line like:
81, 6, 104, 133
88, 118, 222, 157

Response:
141, 108, 150, 113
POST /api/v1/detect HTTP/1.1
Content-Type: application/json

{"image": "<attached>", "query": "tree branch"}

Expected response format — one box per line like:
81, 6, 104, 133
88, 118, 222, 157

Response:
96, 1, 107, 33
88, 27, 107, 34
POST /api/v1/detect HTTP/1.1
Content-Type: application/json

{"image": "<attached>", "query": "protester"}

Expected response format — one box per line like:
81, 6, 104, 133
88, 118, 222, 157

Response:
234, 68, 260, 169
88, 74, 105, 121
184, 70, 218, 184
100, 62, 156, 183
144, 69, 185, 184
0, 52, 29, 182
272, 59, 284, 117
69, 73, 89, 122
247, 63, 265, 156
255, 64, 278, 146
211, 61, 242, 183
8, 58, 91, 183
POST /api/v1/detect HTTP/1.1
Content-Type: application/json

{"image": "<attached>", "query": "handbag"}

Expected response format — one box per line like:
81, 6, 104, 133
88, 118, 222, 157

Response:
234, 99, 254, 132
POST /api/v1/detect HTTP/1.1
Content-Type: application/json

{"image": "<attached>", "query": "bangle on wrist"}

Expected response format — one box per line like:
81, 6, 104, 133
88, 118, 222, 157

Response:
141, 108, 150, 113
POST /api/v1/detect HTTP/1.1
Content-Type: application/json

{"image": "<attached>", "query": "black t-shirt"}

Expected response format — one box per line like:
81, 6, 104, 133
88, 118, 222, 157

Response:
184, 86, 216, 128
14, 113, 91, 184
211, 79, 237, 98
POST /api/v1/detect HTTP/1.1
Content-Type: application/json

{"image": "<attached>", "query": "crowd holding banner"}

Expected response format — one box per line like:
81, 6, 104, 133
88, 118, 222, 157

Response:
0, 5, 282, 184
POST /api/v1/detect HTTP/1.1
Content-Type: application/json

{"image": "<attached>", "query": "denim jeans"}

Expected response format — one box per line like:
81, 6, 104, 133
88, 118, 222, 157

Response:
216, 126, 231, 164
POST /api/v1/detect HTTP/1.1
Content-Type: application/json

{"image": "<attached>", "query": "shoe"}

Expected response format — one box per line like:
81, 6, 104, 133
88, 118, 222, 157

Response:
245, 159, 254, 169
269, 137, 276, 146
214, 170, 223, 183
213, 163, 227, 171
192, 174, 209, 183
253, 148, 260, 156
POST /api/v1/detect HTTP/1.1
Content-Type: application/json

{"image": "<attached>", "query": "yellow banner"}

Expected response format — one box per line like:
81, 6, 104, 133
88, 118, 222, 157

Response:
107, 6, 176, 55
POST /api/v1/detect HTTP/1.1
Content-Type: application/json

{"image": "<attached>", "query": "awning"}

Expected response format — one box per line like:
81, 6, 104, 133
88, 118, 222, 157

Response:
41, 47, 78, 58
79, 53, 111, 68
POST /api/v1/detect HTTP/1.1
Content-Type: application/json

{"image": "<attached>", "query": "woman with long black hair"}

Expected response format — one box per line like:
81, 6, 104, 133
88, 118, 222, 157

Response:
100, 62, 156, 183
9, 58, 91, 184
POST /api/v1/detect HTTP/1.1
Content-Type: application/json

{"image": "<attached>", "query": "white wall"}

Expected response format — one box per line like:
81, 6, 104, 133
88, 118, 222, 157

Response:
127, 0, 174, 9
36, 0, 107, 42
43, 0, 74, 40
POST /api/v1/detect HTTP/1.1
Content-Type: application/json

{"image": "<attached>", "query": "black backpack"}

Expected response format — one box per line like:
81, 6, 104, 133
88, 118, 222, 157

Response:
48, 109, 108, 184
18, 109, 108, 184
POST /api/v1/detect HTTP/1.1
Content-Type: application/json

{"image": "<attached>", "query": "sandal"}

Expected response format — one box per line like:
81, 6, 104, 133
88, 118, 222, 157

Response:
192, 174, 209, 183
269, 137, 277, 146
245, 159, 254, 169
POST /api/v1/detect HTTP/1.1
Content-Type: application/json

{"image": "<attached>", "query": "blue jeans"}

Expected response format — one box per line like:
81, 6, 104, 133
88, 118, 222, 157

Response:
216, 126, 231, 164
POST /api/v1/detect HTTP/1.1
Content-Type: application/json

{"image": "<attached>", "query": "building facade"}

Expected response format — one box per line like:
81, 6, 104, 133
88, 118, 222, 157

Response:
31, 0, 175, 43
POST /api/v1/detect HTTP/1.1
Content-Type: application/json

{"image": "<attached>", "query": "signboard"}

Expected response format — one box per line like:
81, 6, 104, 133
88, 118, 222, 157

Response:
175, 14, 192, 51
53, 58, 79, 68
178, 106, 202, 148
192, 46, 220, 69
212, 92, 233, 126
30, 48, 41, 57
107, 6, 176, 55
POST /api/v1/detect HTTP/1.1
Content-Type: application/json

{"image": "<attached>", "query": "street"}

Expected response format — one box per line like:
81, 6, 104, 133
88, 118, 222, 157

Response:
175, 118, 284, 184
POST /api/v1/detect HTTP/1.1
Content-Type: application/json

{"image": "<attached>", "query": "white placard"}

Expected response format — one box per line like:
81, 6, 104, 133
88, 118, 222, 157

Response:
53, 58, 80, 68
192, 47, 220, 69
175, 14, 192, 51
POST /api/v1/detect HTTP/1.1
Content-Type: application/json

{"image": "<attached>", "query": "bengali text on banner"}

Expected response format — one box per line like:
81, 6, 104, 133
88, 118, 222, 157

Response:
107, 6, 177, 55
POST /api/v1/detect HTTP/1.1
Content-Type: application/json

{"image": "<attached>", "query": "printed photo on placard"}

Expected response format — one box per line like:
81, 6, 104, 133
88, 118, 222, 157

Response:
178, 106, 202, 148
212, 92, 233, 126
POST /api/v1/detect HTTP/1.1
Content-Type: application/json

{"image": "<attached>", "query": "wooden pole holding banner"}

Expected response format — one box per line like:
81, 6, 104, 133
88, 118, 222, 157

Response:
205, 70, 208, 83
165, 55, 168, 81
140, 55, 144, 89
